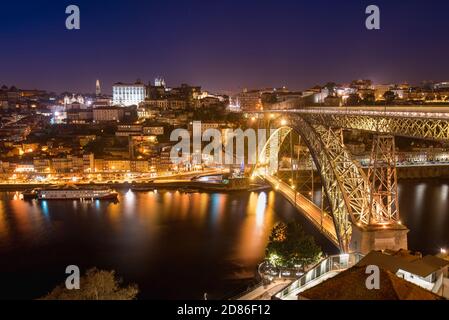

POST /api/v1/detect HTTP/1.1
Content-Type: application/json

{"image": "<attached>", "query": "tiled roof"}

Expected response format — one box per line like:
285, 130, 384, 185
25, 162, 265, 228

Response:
299, 266, 442, 300
356, 250, 449, 278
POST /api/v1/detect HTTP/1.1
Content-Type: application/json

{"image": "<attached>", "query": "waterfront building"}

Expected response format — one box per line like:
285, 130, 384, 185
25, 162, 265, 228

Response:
0, 160, 10, 173
83, 153, 95, 172
51, 157, 72, 173
33, 158, 51, 173
131, 160, 150, 172
104, 160, 131, 172
14, 164, 35, 173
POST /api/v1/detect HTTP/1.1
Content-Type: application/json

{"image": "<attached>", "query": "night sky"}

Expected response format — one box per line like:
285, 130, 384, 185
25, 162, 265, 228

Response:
1, 0, 449, 94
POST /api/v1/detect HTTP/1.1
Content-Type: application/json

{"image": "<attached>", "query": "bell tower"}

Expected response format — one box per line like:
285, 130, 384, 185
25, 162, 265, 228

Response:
96, 79, 101, 96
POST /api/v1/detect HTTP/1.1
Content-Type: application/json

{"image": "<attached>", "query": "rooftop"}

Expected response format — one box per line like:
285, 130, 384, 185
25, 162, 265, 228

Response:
356, 250, 449, 278
299, 266, 442, 300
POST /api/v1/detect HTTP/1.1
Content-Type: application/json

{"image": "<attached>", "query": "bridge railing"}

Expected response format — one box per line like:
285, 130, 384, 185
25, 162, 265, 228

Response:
257, 106, 449, 120
264, 175, 338, 245
272, 252, 364, 300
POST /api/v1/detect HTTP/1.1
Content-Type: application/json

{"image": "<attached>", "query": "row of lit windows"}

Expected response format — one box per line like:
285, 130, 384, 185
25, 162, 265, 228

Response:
113, 87, 145, 93
114, 94, 144, 98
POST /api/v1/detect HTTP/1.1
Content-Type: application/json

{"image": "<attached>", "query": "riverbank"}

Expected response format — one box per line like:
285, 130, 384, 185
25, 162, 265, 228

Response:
0, 181, 271, 193
288, 165, 449, 182
397, 165, 449, 179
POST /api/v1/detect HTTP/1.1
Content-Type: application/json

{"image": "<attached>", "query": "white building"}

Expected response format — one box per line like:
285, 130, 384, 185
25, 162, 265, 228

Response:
434, 82, 449, 90
154, 77, 166, 87
64, 94, 85, 106
113, 82, 146, 106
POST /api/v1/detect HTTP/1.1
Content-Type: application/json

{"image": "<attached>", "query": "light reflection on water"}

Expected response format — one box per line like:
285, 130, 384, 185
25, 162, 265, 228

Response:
0, 189, 289, 299
0, 180, 448, 299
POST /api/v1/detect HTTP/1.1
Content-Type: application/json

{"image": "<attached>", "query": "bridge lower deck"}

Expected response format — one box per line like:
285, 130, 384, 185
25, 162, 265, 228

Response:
265, 175, 338, 247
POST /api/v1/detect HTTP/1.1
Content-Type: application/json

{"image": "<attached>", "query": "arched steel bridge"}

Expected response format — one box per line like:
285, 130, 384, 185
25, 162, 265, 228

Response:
250, 106, 449, 253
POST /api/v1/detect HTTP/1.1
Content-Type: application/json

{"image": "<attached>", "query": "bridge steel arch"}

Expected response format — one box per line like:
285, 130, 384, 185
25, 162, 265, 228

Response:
256, 117, 371, 252
299, 113, 449, 141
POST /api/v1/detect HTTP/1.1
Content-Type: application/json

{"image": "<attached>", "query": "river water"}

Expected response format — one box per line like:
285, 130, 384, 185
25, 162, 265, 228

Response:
0, 179, 448, 299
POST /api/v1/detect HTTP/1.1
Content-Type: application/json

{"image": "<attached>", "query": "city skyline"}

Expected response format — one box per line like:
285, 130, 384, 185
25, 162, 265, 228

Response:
1, 0, 449, 94
2, 0, 449, 304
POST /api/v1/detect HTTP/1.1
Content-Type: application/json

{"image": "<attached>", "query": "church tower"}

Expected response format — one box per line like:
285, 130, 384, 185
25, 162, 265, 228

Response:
96, 79, 101, 96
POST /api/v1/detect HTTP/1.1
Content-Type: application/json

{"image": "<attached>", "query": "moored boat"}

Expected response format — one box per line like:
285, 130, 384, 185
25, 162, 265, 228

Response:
37, 185, 118, 200
130, 186, 155, 192
21, 189, 38, 200
180, 188, 200, 193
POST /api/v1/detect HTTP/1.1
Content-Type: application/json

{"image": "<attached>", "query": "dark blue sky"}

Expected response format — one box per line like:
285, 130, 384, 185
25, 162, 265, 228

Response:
1, 0, 449, 94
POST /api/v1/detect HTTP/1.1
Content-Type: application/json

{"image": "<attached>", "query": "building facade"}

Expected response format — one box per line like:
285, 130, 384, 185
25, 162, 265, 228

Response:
93, 107, 125, 122
113, 82, 146, 106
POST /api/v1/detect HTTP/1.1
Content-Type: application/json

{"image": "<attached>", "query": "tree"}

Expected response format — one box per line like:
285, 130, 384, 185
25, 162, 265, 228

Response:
266, 222, 322, 269
40, 268, 139, 300
346, 93, 361, 106
383, 90, 397, 104
362, 92, 375, 105
324, 82, 337, 96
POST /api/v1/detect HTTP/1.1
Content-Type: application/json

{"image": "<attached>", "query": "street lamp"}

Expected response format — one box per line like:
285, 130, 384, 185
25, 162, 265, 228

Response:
293, 185, 297, 206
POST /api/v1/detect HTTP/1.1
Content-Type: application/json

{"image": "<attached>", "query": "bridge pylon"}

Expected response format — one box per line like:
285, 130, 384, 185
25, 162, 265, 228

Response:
368, 135, 399, 224
350, 135, 408, 254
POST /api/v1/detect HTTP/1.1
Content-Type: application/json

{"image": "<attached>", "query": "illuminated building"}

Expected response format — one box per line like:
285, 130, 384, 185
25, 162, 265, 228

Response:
33, 159, 51, 173
236, 89, 263, 111
143, 126, 164, 135
66, 110, 93, 124
154, 77, 166, 87
113, 82, 146, 106
433, 82, 449, 90
227, 97, 241, 112
64, 94, 85, 106
373, 84, 393, 100
96, 79, 101, 96
93, 106, 125, 122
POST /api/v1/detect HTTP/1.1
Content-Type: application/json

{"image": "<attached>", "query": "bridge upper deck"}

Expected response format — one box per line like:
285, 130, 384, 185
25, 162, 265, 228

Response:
267, 105, 449, 120
254, 106, 449, 141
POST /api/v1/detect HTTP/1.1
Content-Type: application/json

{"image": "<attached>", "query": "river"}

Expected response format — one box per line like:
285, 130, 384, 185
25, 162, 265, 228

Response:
0, 179, 448, 299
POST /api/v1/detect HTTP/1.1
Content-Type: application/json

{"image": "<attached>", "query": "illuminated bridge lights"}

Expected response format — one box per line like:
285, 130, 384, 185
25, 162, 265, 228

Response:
249, 107, 449, 252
